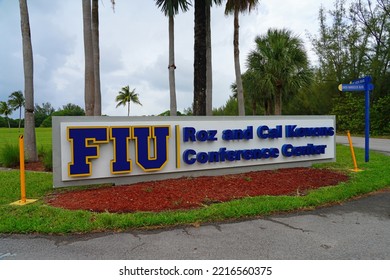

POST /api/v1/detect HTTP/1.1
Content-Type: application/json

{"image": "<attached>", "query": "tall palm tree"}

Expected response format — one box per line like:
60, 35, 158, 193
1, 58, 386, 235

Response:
247, 28, 312, 115
82, 0, 95, 116
0, 101, 12, 128
155, 0, 191, 117
205, 0, 222, 116
19, 0, 37, 161
92, 0, 101, 116
115, 86, 142, 116
225, 0, 260, 116
193, 0, 207, 116
8, 91, 25, 131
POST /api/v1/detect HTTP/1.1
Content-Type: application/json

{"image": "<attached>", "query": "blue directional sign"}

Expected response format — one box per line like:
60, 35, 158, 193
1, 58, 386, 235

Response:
338, 84, 366, 91
338, 75, 373, 162
351, 76, 371, 85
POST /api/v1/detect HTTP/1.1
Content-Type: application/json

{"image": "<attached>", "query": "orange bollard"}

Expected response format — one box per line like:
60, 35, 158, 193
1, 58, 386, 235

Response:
19, 135, 26, 203
9, 135, 37, 206
347, 131, 363, 172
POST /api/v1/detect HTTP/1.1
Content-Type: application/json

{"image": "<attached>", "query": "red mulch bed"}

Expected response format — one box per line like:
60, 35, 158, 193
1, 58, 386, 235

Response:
24, 161, 46, 172
46, 167, 349, 213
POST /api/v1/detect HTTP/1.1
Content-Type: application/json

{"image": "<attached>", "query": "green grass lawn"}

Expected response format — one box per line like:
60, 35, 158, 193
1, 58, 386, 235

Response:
0, 128, 389, 234
0, 127, 52, 150
0, 127, 52, 168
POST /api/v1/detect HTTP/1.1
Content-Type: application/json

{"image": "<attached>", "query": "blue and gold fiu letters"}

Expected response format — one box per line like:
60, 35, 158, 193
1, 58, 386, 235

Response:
67, 126, 170, 177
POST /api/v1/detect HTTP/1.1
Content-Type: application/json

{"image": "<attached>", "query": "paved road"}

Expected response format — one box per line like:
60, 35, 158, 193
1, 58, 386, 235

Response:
1, 137, 389, 260
336, 136, 390, 156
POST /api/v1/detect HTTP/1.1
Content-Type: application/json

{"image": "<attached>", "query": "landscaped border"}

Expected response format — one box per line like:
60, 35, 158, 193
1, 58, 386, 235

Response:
0, 145, 389, 234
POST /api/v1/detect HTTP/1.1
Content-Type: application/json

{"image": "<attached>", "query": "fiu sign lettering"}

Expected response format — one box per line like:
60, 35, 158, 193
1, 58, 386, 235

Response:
53, 116, 335, 187
67, 126, 170, 177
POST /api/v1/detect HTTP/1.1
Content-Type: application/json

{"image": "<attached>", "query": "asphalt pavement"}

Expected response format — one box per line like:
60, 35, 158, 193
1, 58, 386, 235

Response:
336, 135, 390, 155
0, 137, 389, 260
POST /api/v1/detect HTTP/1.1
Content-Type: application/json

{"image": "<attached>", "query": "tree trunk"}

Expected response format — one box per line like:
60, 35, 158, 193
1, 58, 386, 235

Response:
234, 8, 245, 116
264, 99, 272, 115
193, 0, 207, 116
92, 0, 101, 116
19, 0, 37, 162
168, 15, 177, 116
18, 107, 22, 131
206, 4, 213, 116
82, 0, 95, 116
274, 87, 282, 115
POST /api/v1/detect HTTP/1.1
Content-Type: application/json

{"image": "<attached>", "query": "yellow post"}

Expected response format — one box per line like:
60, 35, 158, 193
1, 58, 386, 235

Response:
9, 135, 37, 206
347, 131, 363, 172
19, 135, 26, 203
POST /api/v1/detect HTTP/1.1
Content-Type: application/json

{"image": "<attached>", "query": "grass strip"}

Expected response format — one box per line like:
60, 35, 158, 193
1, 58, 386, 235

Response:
0, 145, 389, 234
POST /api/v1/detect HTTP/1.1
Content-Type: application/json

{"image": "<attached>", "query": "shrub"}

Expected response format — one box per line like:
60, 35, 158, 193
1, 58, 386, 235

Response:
371, 95, 390, 135
331, 92, 365, 134
0, 143, 19, 168
38, 146, 52, 171
332, 92, 390, 136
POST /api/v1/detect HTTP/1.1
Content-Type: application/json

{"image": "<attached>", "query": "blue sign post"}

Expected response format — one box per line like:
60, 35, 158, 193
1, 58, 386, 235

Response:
338, 76, 373, 162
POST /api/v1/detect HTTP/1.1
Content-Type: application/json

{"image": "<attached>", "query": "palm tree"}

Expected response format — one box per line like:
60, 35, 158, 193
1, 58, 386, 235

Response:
115, 86, 142, 116
247, 28, 312, 115
155, 0, 191, 117
193, 0, 207, 116
82, 0, 95, 116
225, 0, 260, 116
243, 69, 275, 115
206, 0, 222, 116
8, 91, 25, 131
0, 101, 12, 128
19, 0, 37, 161
92, 0, 101, 116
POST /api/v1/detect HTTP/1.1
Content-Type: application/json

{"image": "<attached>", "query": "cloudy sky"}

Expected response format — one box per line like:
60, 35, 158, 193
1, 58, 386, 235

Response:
0, 0, 338, 119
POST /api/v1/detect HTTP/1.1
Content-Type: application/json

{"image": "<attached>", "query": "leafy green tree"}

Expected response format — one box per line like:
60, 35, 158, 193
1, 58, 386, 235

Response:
19, 0, 37, 161
310, 0, 369, 98
0, 101, 12, 128
212, 95, 239, 116
0, 116, 7, 128
60, 103, 85, 116
225, 0, 260, 116
183, 106, 193, 116
155, 0, 191, 116
158, 110, 184, 116
349, 0, 390, 100
40, 103, 85, 127
230, 72, 267, 115
331, 92, 365, 133
371, 95, 390, 135
242, 70, 271, 115
8, 91, 25, 130
34, 102, 55, 127
115, 86, 142, 116
310, 0, 390, 135
247, 28, 312, 115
